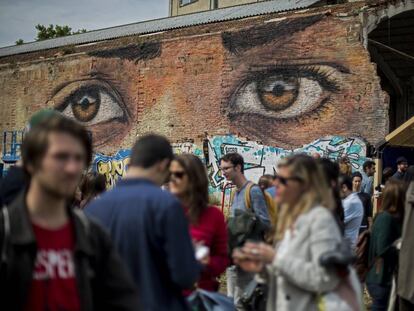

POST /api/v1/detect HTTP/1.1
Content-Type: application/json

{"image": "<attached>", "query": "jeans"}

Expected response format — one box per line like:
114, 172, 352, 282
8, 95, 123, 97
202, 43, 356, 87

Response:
367, 283, 391, 311
227, 265, 254, 311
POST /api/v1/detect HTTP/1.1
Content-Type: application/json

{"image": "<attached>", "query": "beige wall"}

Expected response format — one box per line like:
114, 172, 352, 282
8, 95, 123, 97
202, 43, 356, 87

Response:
218, 0, 263, 9
170, 0, 269, 16
170, 0, 211, 16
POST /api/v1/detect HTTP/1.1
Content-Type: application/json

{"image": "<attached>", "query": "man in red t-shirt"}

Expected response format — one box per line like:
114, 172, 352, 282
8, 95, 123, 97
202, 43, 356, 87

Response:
25, 222, 80, 311
0, 113, 139, 311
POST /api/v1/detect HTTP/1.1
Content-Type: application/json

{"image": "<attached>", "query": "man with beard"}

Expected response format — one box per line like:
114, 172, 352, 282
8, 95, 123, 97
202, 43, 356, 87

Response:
0, 114, 139, 311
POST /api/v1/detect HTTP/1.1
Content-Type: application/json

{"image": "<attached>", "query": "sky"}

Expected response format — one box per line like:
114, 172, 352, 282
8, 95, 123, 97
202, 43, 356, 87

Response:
0, 0, 169, 47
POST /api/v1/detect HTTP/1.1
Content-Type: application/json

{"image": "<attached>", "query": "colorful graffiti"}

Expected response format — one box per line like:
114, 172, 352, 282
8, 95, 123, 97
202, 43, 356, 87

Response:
93, 135, 368, 192
206, 135, 368, 193
93, 149, 131, 188
93, 143, 204, 189
172, 142, 203, 157
296, 136, 367, 169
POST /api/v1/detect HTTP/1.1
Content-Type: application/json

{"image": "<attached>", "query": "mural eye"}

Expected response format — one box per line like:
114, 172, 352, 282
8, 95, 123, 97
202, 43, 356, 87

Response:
258, 75, 299, 111
230, 65, 342, 120
48, 77, 131, 148
51, 79, 127, 126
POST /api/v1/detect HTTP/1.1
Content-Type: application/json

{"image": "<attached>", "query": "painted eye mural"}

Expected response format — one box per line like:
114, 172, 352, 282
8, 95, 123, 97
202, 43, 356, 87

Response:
43, 43, 162, 149
48, 77, 131, 147
229, 64, 347, 120
56, 80, 126, 125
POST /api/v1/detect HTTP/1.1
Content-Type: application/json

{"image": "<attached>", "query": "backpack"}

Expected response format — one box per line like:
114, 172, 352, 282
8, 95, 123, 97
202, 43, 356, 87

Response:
227, 183, 274, 252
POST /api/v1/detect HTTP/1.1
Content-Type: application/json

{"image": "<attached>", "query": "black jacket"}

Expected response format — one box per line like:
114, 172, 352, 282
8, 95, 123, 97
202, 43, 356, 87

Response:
357, 191, 372, 233
0, 193, 140, 311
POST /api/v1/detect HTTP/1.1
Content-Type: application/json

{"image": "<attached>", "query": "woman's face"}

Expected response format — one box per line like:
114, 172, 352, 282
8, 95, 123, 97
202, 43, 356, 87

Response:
169, 160, 189, 198
275, 166, 304, 206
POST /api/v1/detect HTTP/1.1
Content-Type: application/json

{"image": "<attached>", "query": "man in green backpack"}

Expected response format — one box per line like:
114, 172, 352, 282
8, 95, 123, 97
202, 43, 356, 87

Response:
220, 153, 270, 310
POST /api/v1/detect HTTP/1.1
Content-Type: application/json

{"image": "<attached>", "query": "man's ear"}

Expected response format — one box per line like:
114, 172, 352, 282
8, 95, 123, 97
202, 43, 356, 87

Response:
25, 163, 35, 176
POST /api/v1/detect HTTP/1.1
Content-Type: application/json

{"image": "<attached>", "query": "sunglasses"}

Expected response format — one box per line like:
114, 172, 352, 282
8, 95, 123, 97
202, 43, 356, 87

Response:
275, 175, 303, 186
170, 171, 186, 179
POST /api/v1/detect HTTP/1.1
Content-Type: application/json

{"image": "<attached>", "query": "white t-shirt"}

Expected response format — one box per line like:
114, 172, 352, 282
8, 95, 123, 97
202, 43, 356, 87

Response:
342, 192, 364, 250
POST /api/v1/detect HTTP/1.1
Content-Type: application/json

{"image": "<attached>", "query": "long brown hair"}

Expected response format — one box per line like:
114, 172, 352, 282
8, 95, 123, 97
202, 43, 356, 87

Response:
173, 154, 209, 224
275, 154, 335, 242
381, 179, 406, 220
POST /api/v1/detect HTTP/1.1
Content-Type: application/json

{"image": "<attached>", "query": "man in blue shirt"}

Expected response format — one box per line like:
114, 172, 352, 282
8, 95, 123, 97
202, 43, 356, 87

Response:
340, 175, 364, 250
361, 160, 376, 197
220, 153, 269, 310
86, 134, 200, 311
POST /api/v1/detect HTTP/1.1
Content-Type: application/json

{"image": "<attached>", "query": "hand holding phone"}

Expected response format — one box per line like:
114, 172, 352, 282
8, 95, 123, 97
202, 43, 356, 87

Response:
194, 241, 210, 265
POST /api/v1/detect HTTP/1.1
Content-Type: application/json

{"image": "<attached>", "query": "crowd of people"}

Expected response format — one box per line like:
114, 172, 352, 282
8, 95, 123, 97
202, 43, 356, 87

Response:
0, 110, 413, 311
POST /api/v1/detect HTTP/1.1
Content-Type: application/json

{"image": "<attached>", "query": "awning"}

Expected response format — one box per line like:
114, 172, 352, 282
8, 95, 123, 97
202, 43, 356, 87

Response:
385, 116, 414, 147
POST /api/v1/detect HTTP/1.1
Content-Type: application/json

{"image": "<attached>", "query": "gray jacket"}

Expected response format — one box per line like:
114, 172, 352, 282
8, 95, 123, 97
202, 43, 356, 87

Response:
398, 181, 414, 303
264, 206, 354, 311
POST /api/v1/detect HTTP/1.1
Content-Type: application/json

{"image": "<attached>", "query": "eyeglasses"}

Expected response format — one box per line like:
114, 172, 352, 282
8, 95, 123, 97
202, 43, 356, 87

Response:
170, 171, 186, 179
275, 175, 303, 186
219, 166, 234, 172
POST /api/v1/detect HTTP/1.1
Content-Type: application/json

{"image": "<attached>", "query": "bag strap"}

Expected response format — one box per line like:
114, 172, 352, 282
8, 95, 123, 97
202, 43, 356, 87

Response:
229, 188, 236, 207
73, 209, 90, 237
244, 182, 254, 210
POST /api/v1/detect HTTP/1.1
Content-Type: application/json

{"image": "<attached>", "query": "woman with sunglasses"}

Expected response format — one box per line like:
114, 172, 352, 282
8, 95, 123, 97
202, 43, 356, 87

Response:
169, 154, 229, 292
233, 154, 362, 311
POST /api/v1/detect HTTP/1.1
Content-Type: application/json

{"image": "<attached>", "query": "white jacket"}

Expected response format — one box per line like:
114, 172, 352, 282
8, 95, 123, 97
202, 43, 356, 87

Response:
264, 206, 363, 311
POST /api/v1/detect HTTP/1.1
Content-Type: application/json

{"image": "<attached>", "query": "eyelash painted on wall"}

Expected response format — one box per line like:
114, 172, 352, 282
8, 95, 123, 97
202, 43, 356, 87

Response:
227, 63, 347, 122
248, 65, 342, 92
88, 41, 162, 63
221, 14, 325, 55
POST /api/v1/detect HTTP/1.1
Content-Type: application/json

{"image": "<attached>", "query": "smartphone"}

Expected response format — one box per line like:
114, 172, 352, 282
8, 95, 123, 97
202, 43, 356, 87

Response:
195, 245, 210, 260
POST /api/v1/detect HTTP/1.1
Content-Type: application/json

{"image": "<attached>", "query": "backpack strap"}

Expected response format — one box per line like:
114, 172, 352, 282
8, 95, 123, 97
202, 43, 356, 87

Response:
73, 209, 90, 238
244, 182, 254, 210
229, 187, 236, 207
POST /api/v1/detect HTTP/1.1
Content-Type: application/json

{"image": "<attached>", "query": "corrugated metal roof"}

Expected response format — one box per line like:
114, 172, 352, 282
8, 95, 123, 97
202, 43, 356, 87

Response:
0, 0, 320, 58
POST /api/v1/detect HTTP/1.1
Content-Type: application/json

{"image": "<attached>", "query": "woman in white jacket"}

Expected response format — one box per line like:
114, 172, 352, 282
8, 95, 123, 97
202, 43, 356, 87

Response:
233, 154, 363, 311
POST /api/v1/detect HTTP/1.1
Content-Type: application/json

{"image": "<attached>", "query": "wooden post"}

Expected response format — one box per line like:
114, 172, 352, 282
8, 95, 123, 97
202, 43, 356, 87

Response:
373, 157, 383, 215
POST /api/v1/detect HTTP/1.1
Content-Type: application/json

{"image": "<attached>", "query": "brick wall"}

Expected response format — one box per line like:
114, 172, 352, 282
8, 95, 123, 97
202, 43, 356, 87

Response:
0, 4, 389, 157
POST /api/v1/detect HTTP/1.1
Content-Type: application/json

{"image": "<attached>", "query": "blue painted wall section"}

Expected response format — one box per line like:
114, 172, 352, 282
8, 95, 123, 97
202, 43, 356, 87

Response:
2, 131, 24, 163
1, 131, 24, 176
